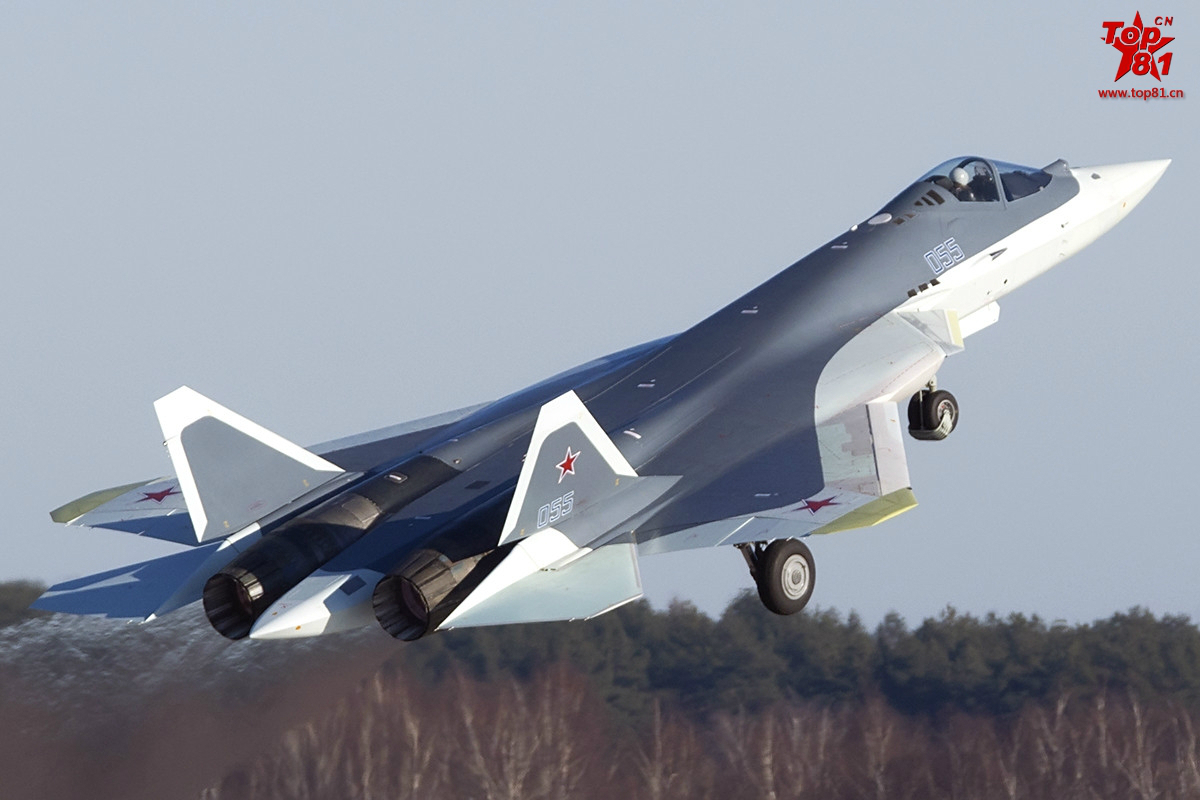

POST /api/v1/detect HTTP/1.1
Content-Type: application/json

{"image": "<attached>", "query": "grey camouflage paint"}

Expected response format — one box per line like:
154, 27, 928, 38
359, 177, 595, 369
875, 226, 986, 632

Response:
318, 157, 1079, 567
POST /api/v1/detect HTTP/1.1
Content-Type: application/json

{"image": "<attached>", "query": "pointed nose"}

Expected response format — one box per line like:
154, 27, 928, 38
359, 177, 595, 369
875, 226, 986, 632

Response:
1074, 159, 1170, 211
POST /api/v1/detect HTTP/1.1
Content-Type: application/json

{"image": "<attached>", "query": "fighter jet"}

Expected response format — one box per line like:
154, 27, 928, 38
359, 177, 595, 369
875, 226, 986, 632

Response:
37, 155, 1169, 641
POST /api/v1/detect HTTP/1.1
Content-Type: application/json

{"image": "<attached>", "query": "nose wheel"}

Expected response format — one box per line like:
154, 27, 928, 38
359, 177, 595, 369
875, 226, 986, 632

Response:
908, 386, 959, 441
738, 538, 815, 615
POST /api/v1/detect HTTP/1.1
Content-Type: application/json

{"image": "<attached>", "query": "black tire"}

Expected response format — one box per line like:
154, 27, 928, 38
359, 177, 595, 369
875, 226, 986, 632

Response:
757, 538, 815, 615
907, 392, 925, 430
922, 389, 959, 436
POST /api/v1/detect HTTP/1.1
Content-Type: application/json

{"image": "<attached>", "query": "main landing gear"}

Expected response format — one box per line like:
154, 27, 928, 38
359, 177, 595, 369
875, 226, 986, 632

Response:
738, 538, 815, 615
908, 378, 959, 441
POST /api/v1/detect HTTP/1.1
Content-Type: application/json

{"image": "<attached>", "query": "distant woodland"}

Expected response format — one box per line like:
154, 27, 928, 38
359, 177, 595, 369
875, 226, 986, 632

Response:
2, 580, 1200, 799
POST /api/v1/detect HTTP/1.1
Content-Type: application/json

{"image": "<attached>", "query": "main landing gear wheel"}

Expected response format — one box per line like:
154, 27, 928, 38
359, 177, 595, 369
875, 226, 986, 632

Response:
908, 388, 959, 441
739, 538, 816, 615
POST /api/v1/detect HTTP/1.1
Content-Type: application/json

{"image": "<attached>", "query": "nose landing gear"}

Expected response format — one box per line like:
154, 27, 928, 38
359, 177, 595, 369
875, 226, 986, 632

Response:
738, 538, 816, 615
908, 379, 959, 441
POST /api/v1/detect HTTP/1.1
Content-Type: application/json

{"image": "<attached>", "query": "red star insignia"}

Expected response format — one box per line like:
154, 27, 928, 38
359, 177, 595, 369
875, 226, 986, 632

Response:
796, 496, 839, 515
556, 447, 580, 483
138, 486, 180, 504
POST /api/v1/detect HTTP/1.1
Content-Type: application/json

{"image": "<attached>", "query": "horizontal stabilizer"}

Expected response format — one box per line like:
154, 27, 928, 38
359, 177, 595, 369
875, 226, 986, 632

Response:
155, 387, 344, 543
33, 524, 266, 620
440, 534, 642, 629
49, 402, 487, 546
50, 477, 196, 545
33, 544, 223, 619
33, 526, 265, 620
50, 480, 161, 524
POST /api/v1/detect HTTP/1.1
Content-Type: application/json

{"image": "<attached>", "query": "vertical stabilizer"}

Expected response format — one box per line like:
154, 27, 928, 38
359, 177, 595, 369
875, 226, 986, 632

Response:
439, 391, 677, 629
498, 390, 677, 549
154, 387, 344, 543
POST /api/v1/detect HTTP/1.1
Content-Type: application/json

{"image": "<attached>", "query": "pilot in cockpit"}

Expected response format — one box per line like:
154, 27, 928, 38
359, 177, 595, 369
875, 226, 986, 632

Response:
951, 167, 975, 201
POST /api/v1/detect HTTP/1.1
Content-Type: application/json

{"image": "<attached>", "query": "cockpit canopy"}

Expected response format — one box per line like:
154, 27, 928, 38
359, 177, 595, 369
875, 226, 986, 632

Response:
873, 156, 1062, 227
919, 157, 1052, 203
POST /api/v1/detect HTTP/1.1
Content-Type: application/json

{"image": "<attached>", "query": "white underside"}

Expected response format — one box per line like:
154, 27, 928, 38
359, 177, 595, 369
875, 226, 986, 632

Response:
249, 567, 383, 640
640, 160, 1171, 560
815, 160, 1170, 430
902, 160, 1170, 321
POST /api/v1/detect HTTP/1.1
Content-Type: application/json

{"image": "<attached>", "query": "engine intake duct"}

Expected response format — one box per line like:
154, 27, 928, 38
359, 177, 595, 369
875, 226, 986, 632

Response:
203, 455, 458, 639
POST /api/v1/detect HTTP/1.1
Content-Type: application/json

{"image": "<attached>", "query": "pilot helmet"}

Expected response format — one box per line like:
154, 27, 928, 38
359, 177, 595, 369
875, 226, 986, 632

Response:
951, 167, 970, 187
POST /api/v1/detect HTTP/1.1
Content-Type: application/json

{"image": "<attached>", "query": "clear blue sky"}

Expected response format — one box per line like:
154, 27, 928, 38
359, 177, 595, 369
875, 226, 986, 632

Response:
2, 2, 1194, 627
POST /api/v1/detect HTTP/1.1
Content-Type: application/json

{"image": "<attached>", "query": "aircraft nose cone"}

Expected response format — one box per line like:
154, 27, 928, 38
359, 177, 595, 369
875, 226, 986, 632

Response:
1076, 159, 1170, 210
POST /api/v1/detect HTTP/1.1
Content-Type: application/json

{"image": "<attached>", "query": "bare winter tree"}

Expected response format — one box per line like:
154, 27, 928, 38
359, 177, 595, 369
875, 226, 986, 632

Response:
1169, 704, 1200, 799
198, 662, 1200, 800
983, 711, 1025, 800
938, 713, 993, 800
204, 669, 448, 800
1107, 690, 1166, 800
776, 703, 843, 798
452, 664, 600, 800
1020, 690, 1097, 800
634, 699, 713, 800
848, 696, 916, 800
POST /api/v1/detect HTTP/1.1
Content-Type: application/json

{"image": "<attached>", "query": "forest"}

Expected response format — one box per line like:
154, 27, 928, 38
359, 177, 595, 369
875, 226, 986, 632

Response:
2, 580, 1199, 799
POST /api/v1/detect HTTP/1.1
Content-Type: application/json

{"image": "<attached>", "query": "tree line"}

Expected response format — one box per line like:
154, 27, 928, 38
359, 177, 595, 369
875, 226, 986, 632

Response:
8, 583, 1196, 721
395, 592, 1200, 722
205, 663, 1200, 800
4, 580, 1200, 798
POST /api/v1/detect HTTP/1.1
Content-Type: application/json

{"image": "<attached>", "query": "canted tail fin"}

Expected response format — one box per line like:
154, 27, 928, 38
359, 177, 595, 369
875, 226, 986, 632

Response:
440, 391, 677, 630
154, 387, 344, 543
498, 391, 677, 550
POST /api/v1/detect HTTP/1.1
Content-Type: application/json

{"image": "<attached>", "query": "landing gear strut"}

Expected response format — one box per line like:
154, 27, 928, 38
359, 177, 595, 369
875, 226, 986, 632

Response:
738, 538, 815, 615
908, 378, 959, 441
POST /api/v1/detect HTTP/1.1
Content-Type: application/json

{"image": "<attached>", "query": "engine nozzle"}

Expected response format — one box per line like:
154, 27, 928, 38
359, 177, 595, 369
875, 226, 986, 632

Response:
373, 548, 486, 640
201, 457, 458, 639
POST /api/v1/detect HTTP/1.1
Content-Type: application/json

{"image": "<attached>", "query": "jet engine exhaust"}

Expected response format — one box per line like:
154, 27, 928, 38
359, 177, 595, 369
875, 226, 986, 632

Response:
372, 549, 484, 641
203, 520, 368, 640
202, 456, 458, 639
373, 492, 513, 640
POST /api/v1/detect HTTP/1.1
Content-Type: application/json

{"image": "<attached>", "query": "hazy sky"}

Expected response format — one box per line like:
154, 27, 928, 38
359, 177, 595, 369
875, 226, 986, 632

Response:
2, 2, 1194, 628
